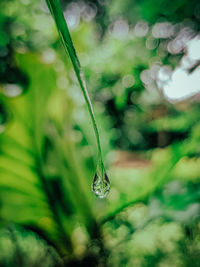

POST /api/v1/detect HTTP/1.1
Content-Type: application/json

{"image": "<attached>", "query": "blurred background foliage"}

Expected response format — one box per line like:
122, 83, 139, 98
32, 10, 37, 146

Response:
0, 0, 200, 266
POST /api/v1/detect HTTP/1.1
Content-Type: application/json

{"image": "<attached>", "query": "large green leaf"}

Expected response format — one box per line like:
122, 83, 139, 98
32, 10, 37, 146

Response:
0, 53, 72, 253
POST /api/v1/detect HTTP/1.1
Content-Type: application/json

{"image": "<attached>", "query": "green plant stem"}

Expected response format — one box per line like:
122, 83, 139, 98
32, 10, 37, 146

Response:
46, 0, 103, 164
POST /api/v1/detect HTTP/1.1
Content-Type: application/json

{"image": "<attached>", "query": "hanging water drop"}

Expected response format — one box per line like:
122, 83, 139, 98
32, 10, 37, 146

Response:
91, 164, 110, 198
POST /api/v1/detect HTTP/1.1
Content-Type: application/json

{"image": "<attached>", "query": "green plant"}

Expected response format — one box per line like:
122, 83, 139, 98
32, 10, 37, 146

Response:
0, 0, 200, 266
46, 0, 110, 199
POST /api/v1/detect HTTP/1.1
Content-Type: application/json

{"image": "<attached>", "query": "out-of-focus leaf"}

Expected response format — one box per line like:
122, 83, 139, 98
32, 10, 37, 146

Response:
0, 53, 71, 252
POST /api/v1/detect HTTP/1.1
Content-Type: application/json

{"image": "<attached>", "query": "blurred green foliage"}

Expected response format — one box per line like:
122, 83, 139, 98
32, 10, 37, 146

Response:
0, 0, 200, 266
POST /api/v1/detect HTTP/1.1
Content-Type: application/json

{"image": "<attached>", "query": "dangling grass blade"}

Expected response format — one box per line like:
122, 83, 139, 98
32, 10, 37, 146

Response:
46, 0, 110, 198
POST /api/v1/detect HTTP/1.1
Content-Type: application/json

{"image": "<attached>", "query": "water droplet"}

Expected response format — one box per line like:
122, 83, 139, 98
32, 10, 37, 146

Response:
91, 167, 110, 198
